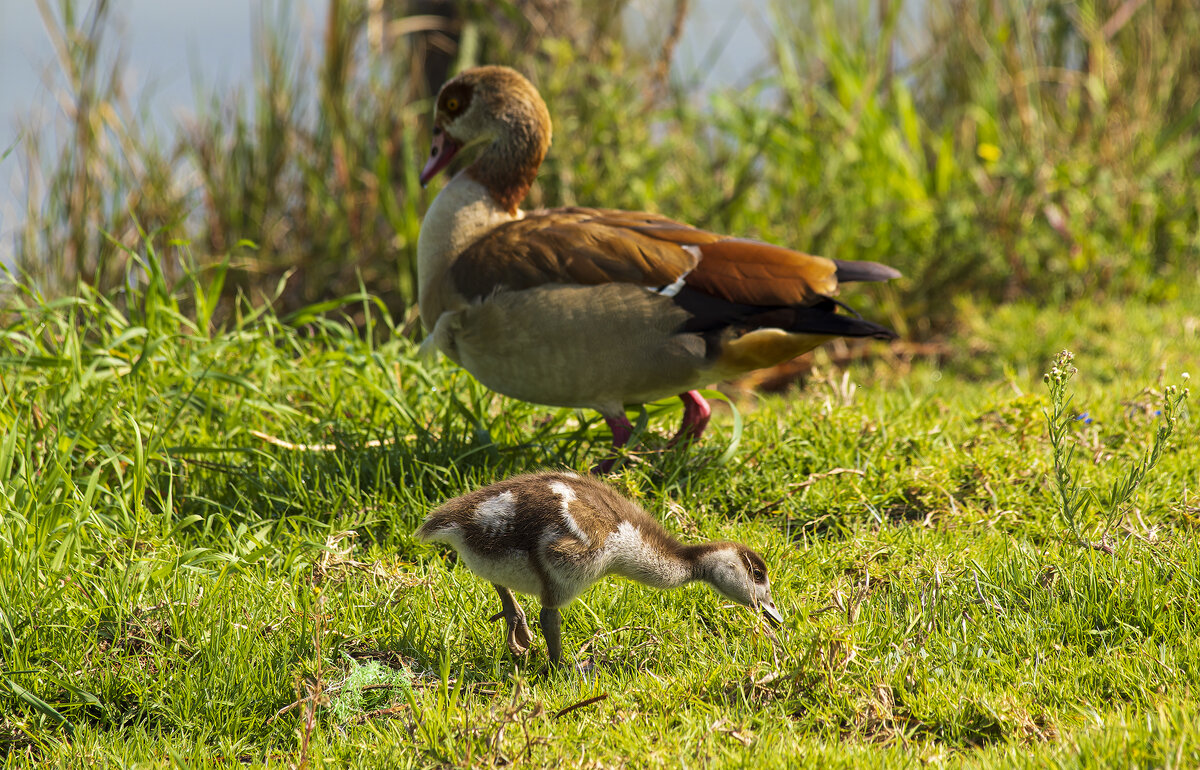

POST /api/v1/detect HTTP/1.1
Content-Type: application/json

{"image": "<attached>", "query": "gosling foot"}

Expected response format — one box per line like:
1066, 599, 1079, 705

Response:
490, 585, 534, 656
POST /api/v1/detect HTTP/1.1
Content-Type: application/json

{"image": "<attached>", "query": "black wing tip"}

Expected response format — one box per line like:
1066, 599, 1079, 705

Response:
842, 317, 900, 341
833, 259, 903, 283
674, 287, 901, 340
817, 297, 900, 340
773, 305, 900, 340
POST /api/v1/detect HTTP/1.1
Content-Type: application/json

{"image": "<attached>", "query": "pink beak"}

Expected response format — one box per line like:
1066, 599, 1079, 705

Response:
420, 128, 461, 187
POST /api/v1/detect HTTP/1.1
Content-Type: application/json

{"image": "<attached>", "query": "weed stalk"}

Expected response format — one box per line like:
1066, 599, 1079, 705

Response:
1045, 350, 1191, 552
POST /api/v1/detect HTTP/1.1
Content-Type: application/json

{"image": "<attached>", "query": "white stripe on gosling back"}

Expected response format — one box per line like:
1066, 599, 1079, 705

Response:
475, 490, 517, 534
549, 480, 591, 546
416, 471, 783, 668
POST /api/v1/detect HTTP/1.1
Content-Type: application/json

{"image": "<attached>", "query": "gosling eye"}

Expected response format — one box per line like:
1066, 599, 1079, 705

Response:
743, 557, 765, 583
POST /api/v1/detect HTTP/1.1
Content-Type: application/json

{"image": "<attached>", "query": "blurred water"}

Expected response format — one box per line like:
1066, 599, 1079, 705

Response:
0, 0, 327, 265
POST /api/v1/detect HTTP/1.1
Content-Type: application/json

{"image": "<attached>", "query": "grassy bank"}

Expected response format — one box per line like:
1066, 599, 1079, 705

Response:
1, 259, 1195, 766
4, 0, 1199, 766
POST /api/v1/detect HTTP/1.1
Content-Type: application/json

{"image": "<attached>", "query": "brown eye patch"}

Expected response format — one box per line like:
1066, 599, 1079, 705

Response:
438, 83, 473, 118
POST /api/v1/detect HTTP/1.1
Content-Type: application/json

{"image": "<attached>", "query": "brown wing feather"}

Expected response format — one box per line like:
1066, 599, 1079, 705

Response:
683, 239, 837, 306
450, 206, 845, 308
451, 208, 698, 300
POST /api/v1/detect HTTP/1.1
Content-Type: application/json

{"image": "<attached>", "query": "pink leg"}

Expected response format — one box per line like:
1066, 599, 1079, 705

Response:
593, 414, 634, 474
671, 390, 711, 445
605, 414, 634, 448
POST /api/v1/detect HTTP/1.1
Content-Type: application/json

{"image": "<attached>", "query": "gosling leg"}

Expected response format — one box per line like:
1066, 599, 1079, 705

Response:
488, 584, 533, 656
539, 606, 563, 666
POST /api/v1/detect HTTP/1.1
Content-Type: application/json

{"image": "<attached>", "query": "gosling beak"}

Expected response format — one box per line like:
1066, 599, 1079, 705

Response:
761, 601, 783, 626
420, 128, 462, 187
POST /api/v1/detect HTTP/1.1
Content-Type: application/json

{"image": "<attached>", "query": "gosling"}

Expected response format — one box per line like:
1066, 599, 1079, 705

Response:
416, 471, 783, 666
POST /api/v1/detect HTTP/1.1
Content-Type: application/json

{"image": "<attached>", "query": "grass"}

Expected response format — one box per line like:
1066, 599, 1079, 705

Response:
1, 250, 1197, 767
4, 1, 1200, 765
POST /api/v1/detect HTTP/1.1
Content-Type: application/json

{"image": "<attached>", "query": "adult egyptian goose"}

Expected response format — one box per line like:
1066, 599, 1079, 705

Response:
416, 471, 782, 667
417, 66, 900, 461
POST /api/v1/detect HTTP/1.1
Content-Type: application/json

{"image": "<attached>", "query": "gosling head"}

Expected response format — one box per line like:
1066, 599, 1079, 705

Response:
696, 544, 783, 625
419, 65, 552, 192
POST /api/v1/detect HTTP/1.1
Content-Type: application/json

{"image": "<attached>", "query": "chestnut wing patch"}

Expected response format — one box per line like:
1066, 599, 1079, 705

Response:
449, 207, 845, 309
450, 208, 697, 300
681, 238, 837, 306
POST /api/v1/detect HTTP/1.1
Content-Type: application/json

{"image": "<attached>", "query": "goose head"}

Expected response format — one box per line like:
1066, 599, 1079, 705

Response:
696, 544, 784, 625
420, 65, 553, 213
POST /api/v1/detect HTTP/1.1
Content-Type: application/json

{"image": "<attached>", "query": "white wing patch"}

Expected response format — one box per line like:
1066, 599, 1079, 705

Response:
475, 490, 516, 534
549, 481, 590, 546
651, 273, 688, 298
647, 246, 698, 298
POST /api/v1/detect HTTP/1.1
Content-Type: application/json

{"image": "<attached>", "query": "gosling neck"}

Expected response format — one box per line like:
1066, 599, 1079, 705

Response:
689, 544, 742, 589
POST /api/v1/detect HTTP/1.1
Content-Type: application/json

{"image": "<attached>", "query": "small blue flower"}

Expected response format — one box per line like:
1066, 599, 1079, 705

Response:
1074, 412, 1092, 424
